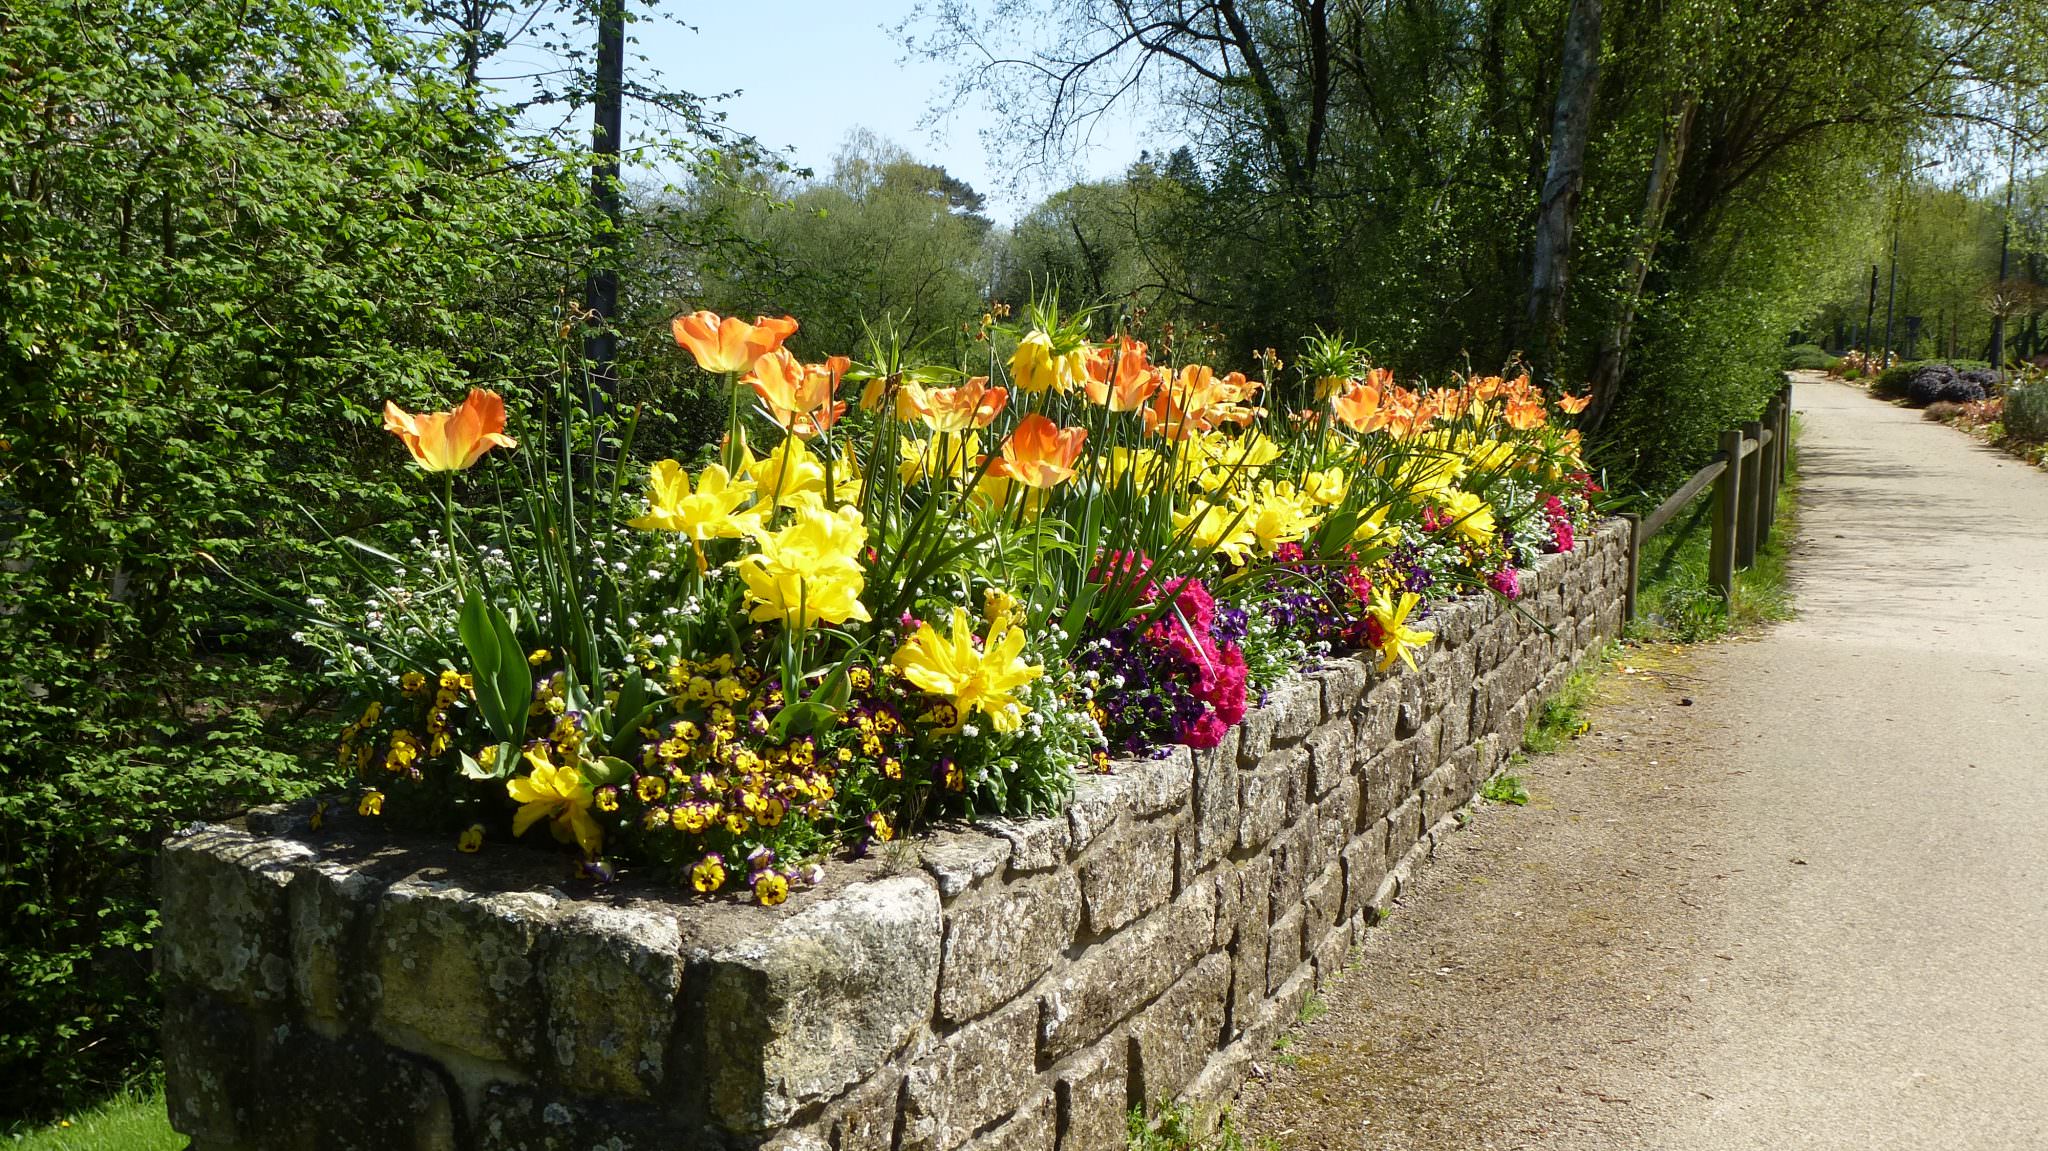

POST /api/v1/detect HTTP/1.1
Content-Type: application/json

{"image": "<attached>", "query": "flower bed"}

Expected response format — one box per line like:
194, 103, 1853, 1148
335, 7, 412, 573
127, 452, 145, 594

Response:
164, 305, 1615, 1148
160, 519, 1628, 1151
292, 307, 1598, 909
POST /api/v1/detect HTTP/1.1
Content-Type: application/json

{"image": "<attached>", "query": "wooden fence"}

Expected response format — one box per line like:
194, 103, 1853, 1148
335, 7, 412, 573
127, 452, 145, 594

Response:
1621, 381, 1793, 620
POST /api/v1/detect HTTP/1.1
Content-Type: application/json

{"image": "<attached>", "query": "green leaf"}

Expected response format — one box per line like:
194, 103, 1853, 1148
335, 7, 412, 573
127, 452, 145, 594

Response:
457, 592, 530, 745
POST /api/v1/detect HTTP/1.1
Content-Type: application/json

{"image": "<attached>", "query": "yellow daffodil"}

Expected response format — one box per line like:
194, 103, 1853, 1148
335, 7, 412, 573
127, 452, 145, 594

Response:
1369, 590, 1436, 673
890, 607, 1043, 734
899, 432, 979, 486
1439, 489, 1497, 547
736, 497, 871, 631
626, 459, 762, 539
1302, 467, 1348, 506
1173, 500, 1257, 566
507, 753, 602, 857
1236, 481, 1323, 555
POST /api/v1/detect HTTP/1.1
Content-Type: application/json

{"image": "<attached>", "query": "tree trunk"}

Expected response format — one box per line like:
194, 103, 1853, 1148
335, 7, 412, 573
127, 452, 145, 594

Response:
1525, 0, 1602, 383
1585, 92, 1695, 432
583, 0, 625, 411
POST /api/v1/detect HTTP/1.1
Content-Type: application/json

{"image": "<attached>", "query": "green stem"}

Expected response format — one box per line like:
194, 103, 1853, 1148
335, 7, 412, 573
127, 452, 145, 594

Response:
444, 472, 466, 598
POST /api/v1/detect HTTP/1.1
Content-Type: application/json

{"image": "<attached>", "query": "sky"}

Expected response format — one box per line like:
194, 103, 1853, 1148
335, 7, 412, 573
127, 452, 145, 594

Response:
617, 1, 1151, 220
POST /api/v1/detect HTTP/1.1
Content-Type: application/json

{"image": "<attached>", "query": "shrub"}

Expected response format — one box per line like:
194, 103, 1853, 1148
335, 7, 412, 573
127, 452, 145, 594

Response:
1923, 400, 1964, 421
1780, 343, 1838, 371
2005, 381, 2048, 443
1905, 364, 1987, 408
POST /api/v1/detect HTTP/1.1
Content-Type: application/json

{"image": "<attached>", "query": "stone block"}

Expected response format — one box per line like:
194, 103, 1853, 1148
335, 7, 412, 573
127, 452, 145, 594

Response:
1311, 916, 1351, 983
1402, 717, 1443, 789
1303, 720, 1354, 800
1420, 763, 1464, 828
1080, 815, 1177, 936
1268, 679, 1322, 747
1128, 953, 1231, 1108
1066, 773, 1131, 855
1308, 659, 1369, 719
940, 869, 1082, 1023
164, 985, 458, 1151
1360, 750, 1403, 828
1234, 765, 1289, 851
1394, 674, 1425, 739
979, 815, 1072, 875
158, 825, 315, 1006
1386, 794, 1423, 865
473, 1084, 674, 1151
1340, 821, 1390, 923
1265, 905, 1304, 995
1040, 882, 1214, 1061
1301, 867, 1342, 960
1306, 780, 1354, 881
960, 1090, 1056, 1151
288, 858, 381, 1034
830, 1068, 906, 1151
902, 996, 1040, 1150
1356, 677, 1400, 751
369, 877, 556, 1069
921, 831, 1010, 900
1235, 699, 1280, 766
1119, 746, 1193, 817
539, 903, 683, 1099
1266, 822, 1310, 923
1055, 1040, 1129, 1151
1189, 732, 1240, 870
698, 874, 942, 1131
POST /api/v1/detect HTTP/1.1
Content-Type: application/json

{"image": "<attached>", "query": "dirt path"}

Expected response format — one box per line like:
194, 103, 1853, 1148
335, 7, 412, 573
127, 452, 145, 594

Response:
1231, 375, 2048, 1150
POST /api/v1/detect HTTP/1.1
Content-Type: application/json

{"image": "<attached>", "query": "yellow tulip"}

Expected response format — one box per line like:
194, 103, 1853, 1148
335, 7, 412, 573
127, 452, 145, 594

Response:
626, 460, 762, 540
1173, 500, 1257, 566
736, 498, 871, 631
1439, 490, 1497, 547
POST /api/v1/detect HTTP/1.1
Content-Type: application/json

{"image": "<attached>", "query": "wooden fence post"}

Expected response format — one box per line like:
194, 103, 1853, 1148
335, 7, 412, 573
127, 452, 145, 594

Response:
1736, 419, 1763, 568
1621, 512, 1641, 623
1710, 429, 1742, 599
1758, 397, 1782, 545
1778, 383, 1793, 483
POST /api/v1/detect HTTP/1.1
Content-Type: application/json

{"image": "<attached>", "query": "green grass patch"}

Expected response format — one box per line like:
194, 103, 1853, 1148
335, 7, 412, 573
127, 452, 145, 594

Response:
1479, 773, 1529, 805
1127, 1102, 1259, 1151
1521, 647, 1607, 754
1628, 416, 1800, 643
1296, 995, 1328, 1023
3, 1085, 178, 1151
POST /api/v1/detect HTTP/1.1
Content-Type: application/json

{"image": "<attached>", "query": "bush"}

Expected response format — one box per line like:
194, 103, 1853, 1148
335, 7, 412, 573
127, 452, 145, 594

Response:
1781, 343, 1838, 371
2005, 381, 2048, 443
1875, 360, 1991, 406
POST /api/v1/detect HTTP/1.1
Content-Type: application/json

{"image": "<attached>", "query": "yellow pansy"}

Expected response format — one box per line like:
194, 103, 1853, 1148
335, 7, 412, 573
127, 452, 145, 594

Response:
889, 607, 1044, 734
736, 497, 872, 631
507, 753, 602, 857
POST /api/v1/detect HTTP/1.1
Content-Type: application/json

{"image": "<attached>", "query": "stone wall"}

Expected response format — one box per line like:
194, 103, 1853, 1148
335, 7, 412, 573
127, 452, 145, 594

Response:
158, 520, 1630, 1151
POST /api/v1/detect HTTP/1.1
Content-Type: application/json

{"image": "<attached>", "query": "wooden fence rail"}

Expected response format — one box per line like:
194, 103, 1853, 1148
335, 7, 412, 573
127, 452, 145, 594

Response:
1621, 381, 1793, 621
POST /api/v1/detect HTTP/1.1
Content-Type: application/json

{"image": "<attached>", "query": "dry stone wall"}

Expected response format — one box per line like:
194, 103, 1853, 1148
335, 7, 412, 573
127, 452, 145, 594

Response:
158, 520, 1630, 1151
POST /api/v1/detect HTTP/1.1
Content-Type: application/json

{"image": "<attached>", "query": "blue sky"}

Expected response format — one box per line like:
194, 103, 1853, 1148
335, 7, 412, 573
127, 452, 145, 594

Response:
622, 1, 1150, 219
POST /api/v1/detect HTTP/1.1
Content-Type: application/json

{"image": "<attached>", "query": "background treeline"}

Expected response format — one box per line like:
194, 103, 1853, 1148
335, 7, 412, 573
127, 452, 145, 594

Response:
2, 0, 2042, 1123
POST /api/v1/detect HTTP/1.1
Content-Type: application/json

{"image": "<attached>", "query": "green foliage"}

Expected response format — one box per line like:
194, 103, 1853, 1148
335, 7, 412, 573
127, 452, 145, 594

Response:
3, 1083, 177, 1150
2004, 379, 2048, 442
0, 0, 599, 1118
1522, 643, 1613, 754
1480, 773, 1531, 805
1629, 416, 1800, 642
1781, 344, 1839, 371
1127, 1104, 1247, 1151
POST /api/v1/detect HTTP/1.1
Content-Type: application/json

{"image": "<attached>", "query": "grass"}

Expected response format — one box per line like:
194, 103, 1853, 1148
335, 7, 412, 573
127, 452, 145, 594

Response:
1127, 1102, 1264, 1151
1479, 772, 1529, 805
3, 1085, 178, 1151
1627, 415, 1801, 643
1521, 646, 1608, 755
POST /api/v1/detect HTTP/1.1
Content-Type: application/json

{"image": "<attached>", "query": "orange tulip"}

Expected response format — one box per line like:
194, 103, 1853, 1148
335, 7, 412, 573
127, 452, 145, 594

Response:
1555, 391, 1591, 414
1331, 380, 1387, 435
383, 389, 517, 472
1083, 337, 1162, 412
1469, 374, 1508, 402
1505, 394, 1548, 430
992, 414, 1088, 489
898, 376, 1009, 434
747, 350, 848, 439
672, 310, 799, 374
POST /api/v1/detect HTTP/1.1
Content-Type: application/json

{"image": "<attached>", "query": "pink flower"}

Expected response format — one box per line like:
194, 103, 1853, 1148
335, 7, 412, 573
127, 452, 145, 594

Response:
1488, 567, 1521, 599
1185, 712, 1229, 749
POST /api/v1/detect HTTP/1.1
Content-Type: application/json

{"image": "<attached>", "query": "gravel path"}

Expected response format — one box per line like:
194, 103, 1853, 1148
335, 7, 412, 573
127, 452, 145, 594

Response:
1231, 375, 2048, 1150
